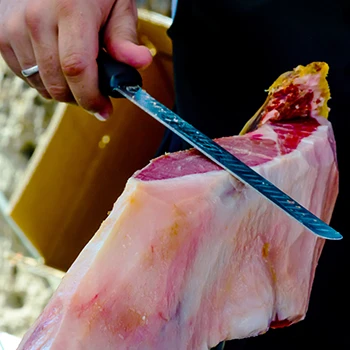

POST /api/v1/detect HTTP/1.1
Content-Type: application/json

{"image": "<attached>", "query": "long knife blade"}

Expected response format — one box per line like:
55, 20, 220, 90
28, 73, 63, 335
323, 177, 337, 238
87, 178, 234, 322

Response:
116, 85, 341, 240
97, 51, 342, 241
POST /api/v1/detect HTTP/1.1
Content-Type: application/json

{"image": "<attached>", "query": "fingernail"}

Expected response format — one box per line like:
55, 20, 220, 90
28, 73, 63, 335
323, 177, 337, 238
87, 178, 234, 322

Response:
93, 111, 109, 122
148, 47, 157, 57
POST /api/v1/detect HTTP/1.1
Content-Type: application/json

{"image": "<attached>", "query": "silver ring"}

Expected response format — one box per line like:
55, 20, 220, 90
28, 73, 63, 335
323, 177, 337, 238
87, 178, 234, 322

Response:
21, 65, 39, 78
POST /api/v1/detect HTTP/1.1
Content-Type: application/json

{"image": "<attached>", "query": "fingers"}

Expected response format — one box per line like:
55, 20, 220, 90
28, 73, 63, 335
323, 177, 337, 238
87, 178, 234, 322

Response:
25, 2, 75, 103
104, 0, 153, 69
1, 10, 50, 98
0, 0, 148, 120
0, 6, 24, 75
0, 40, 21, 76
58, 8, 113, 118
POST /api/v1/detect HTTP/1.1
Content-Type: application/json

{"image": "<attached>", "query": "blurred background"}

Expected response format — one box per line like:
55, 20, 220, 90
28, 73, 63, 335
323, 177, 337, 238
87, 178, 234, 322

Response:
0, 2, 172, 348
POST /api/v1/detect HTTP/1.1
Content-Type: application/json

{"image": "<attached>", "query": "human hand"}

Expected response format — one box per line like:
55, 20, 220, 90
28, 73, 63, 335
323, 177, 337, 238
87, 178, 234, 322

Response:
0, 0, 152, 120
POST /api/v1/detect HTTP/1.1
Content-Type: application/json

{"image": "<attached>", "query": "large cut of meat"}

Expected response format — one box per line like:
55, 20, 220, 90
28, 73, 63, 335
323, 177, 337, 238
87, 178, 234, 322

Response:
18, 62, 338, 349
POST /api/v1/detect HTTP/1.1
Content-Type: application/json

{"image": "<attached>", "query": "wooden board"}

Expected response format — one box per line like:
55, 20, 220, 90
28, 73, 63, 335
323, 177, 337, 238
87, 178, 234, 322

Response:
8, 10, 174, 272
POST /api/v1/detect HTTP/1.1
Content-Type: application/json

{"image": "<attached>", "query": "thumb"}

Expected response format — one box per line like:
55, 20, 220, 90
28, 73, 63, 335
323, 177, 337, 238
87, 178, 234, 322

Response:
103, 0, 153, 69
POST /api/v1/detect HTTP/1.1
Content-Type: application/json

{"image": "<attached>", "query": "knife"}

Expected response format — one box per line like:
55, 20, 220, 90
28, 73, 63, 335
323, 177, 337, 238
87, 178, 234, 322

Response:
97, 50, 342, 241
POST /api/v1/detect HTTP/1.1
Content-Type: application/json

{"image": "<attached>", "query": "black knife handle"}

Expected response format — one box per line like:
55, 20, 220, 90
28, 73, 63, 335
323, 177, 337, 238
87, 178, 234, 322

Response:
97, 50, 143, 98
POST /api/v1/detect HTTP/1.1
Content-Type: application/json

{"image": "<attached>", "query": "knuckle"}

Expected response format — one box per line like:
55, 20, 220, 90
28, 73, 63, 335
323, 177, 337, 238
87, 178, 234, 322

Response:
61, 53, 88, 77
56, 0, 76, 17
47, 84, 70, 102
24, 2, 42, 37
5, 14, 23, 40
